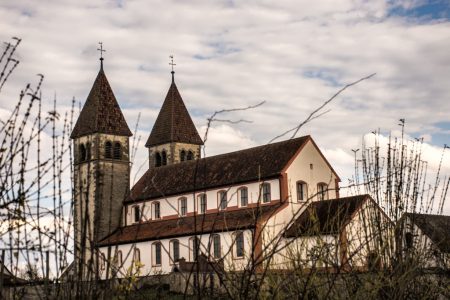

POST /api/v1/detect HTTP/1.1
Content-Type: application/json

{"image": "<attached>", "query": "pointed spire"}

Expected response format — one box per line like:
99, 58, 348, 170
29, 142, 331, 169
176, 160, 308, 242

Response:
145, 80, 203, 147
70, 67, 132, 139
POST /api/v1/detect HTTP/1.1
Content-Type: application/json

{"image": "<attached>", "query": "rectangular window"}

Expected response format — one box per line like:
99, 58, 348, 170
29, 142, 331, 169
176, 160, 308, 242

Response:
180, 198, 187, 216
262, 183, 271, 203
155, 243, 161, 265
199, 194, 207, 214
154, 202, 160, 219
219, 191, 227, 210
173, 241, 180, 262
134, 206, 140, 223
297, 182, 307, 202
213, 235, 221, 259
240, 188, 248, 207
235, 232, 244, 258
318, 184, 328, 201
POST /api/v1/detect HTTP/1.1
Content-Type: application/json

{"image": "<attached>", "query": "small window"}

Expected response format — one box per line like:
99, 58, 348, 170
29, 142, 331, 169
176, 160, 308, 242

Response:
239, 187, 248, 207
113, 142, 121, 159
105, 141, 112, 158
317, 183, 328, 201
297, 181, 307, 202
155, 152, 162, 167
187, 151, 194, 161
198, 194, 207, 214
262, 183, 271, 203
153, 242, 162, 266
235, 232, 244, 258
190, 237, 200, 261
213, 235, 221, 259
179, 197, 187, 216
171, 240, 180, 262
180, 150, 186, 162
405, 232, 413, 249
133, 206, 140, 223
153, 202, 161, 219
80, 144, 87, 162
134, 248, 141, 263
85, 142, 91, 161
161, 150, 167, 166
218, 191, 227, 210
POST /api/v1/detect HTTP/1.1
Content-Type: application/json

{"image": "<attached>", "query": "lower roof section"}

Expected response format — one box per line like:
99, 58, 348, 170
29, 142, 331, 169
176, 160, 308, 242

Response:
98, 204, 281, 247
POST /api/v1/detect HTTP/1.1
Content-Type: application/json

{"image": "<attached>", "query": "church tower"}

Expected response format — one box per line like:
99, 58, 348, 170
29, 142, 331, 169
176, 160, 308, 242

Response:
70, 52, 132, 280
146, 67, 203, 168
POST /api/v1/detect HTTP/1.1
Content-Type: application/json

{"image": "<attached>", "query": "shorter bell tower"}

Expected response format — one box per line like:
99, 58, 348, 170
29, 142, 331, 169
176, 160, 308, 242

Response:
145, 64, 203, 168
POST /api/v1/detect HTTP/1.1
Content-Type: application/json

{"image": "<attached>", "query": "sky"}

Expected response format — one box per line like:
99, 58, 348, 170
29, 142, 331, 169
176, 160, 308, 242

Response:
0, 0, 449, 214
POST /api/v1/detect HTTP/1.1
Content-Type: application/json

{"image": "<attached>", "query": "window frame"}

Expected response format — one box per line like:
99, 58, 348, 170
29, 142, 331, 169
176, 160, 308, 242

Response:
133, 205, 140, 223
238, 187, 248, 207
180, 150, 186, 162
317, 183, 328, 201
170, 239, 180, 264
133, 248, 141, 263
189, 237, 200, 261
179, 197, 187, 217
79, 144, 87, 162
187, 150, 194, 160
105, 141, 112, 159
153, 201, 161, 219
261, 183, 271, 203
113, 142, 121, 159
155, 152, 162, 167
296, 181, 307, 202
153, 242, 162, 266
234, 232, 245, 259
161, 150, 167, 165
218, 190, 227, 210
212, 234, 221, 259
198, 193, 207, 214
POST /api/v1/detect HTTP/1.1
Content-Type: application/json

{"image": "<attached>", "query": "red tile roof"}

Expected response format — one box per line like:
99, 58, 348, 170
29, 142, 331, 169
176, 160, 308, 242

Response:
284, 195, 369, 237
98, 204, 280, 246
145, 82, 203, 147
126, 136, 310, 203
71, 68, 132, 139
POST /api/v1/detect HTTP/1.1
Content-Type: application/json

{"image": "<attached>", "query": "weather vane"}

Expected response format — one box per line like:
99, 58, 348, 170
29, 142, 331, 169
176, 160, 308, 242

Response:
169, 55, 176, 82
97, 42, 106, 68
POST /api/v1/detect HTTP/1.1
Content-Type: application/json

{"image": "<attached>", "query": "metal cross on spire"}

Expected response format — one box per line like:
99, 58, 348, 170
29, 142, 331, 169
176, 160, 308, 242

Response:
97, 42, 106, 69
169, 55, 176, 82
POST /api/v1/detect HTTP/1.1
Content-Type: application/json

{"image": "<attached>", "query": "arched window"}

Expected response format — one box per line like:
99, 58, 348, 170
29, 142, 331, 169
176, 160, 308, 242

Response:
218, 191, 227, 210
100, 253, 106, 270
198, 194, 207, 214
189, 237, 200, 261
187, 151, 194, 161
180, 150, 186, 162
153, 202, 161, 219
133, 248, 141, 263
133, 205, 140, 223
261, 183, 271, 203
179, 197, 187, 216
113, 142, 121, 159
105, 141, 112, 159
317, 183, 328, 201
161, 150, 167, 165
212, 234, 221, 259
296, 181, 307, 202
235, 232, 244, 258
153, 242, 162, 266
79, 144, 87, 162
239, 187, 248, 207
171, 240, 180, 263
155, 152, 162, 167
114, 250, 123, 267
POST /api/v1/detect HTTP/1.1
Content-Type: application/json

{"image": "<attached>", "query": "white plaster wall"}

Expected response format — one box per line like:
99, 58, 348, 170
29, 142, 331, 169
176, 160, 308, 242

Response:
125, 179, 280, 225
98, 230, 253, 279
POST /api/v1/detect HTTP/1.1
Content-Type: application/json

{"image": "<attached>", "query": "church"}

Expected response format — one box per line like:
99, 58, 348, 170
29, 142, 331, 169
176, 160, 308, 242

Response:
70, 55, 392, 283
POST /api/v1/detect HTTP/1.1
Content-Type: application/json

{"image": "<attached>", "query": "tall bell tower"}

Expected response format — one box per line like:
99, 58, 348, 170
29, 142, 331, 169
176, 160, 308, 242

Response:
70, 47, 132, 280
145, 62, 203, 168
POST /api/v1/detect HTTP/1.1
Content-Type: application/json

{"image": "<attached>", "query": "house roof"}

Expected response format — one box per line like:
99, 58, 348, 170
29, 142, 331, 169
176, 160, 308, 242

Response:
126, 136, 310, 203
405, 213, 450, 253
71, 68, 132, 139
145, 81, 203, 147
98, 204, 280, 246
284, 195, 369, 238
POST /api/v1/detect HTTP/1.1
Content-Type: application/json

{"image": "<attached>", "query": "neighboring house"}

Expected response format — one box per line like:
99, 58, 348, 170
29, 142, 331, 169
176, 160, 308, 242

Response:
70, 58, 341, 279
400, 213, 450, 269
279, 195, 393, 272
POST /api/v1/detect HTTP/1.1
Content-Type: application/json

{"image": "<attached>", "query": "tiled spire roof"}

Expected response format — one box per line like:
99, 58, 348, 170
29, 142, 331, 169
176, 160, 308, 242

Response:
145, 80, 203, 147
70, 68, 132, 139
